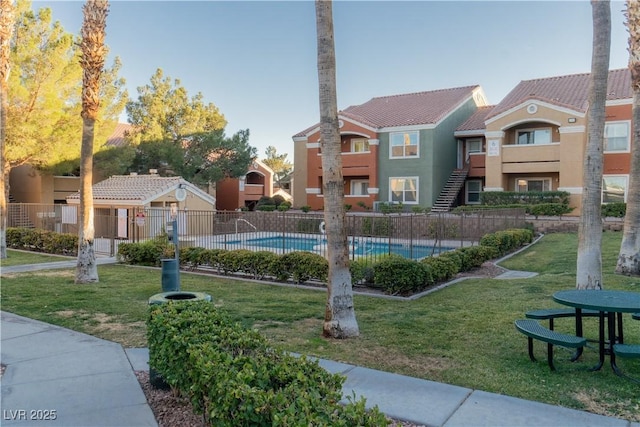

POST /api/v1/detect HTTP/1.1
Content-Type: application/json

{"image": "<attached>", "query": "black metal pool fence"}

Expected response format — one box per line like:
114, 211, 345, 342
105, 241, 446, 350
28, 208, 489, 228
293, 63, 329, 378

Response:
7, 204, 526, 260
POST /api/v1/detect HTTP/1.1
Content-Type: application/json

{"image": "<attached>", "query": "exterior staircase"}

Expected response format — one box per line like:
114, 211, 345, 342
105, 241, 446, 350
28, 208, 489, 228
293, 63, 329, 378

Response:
431, 167, 469, 213
8, 199, 36, 228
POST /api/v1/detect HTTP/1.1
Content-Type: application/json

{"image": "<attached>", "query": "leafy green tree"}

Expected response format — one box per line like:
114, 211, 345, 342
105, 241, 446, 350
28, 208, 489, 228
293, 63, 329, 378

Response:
5, 0, 127, 177
0, 0, 15, 259
126, 68, 226, 144
132, 129, 256, 186
263, 145, 292, 188
126, 69, 255, 185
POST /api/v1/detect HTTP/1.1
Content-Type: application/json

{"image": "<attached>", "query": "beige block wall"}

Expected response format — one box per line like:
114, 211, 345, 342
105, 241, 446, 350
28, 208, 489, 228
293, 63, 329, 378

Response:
292, 138, 307, 208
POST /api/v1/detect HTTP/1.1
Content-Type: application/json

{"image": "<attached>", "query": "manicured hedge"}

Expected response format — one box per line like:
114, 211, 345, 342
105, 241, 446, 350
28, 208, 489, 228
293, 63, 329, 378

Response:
6, 227, 77, 256
147, 301, 388, 426
119, 228, 534, 295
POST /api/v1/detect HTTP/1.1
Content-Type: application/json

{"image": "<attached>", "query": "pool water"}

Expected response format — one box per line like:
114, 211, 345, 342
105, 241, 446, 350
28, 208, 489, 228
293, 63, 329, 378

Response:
227, 236, 453, 260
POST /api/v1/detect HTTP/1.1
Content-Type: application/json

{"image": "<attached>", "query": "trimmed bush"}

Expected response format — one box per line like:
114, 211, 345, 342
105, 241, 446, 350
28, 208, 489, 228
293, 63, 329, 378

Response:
244, 251, 280, 280
602, 202, 626, 218
147, 302, 387, 426
421, 255, 458, 283
373, 255, 429, 295
6, 227, 78, 256
218, 249, 253, 275
273, 251, 328, 284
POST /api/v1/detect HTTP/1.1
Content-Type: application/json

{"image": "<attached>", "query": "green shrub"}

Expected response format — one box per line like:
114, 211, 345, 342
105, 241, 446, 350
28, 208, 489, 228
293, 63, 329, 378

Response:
6, 227, 78, 256
147, 302, 387, 426
373, 255, 429, 295
273, 194, 286, 207
480, 191, 570, 206
218, 249, 253, 275
527, 203, 574, 217
602, 202, 626, 218
273, 251, 328, 284
436, 251, 463, 274
200, 249, 227, 273
244, 251, 280, 280
479, 228, 533, 257
179, 246, 208, 270
349, 257, 376, 286
117, 237, 174, 266
455, 245, 497, 270
301, 205, 311, 213
420, 255, 458, 283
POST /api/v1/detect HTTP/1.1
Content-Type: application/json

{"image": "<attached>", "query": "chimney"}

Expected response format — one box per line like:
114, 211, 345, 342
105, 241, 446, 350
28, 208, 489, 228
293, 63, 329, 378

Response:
129, 172, 138, 176
149, 169, 158, 175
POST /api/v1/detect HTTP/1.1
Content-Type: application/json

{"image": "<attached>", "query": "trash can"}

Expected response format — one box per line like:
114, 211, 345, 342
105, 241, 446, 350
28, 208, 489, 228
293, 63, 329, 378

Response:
148, 291, 212, 305
147, 291, 212, 389
160, 258, 180, 292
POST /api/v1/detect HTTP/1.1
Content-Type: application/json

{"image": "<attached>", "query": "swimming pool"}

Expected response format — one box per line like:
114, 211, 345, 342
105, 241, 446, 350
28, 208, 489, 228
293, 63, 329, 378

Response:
226, 235, 453, 260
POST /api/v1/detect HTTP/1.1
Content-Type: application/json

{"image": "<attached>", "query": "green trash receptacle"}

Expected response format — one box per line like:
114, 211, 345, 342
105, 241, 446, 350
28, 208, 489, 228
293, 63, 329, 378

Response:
161, 258, 180, 292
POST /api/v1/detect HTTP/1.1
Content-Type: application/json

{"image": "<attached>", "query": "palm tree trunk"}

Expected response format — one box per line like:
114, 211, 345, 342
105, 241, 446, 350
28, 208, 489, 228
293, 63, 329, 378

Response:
0, 0, 15, 260
616, 0, 640, 276
315, 0, 359, 338
76, 0, 109, 283
577, 0, 611, 289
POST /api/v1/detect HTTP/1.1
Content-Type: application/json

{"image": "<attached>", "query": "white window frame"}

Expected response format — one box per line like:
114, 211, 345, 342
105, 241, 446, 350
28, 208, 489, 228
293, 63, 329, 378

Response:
389, 131, 419, 159
602, 175, 628, 203
465, 180, 482, 204
466, 138, 483, 154
350, 179, 369, 196
351, 138, 370, 153
516, 128, 552, 145
515, 177, 552, 192
604, 121, 630, 153
389, 177, 418, 204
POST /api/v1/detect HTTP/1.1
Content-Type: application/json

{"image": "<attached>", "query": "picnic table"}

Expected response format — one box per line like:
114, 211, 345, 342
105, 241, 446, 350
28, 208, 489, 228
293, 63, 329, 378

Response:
553, 289, 640, 377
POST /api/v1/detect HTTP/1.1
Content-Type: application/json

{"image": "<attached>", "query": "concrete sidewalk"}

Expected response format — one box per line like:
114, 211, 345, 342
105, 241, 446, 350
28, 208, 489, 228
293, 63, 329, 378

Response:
3, 312, 638, 427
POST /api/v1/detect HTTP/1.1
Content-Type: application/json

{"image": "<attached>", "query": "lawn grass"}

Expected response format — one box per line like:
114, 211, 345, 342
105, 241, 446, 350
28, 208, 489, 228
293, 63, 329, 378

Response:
1, 249, 73, 267
1, 232, 639, 421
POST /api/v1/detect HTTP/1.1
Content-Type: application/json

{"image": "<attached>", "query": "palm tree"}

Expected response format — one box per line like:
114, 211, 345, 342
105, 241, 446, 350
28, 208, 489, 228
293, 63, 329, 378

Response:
616, 0, 640, 276
577, 0, 611, 289
0, 0, 15, 260
76, 0, 108, 283
315, 0, 359, 338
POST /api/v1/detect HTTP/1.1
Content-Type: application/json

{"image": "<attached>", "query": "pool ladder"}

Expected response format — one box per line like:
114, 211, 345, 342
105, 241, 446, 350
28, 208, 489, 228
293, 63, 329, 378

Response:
235, 218, 257, 234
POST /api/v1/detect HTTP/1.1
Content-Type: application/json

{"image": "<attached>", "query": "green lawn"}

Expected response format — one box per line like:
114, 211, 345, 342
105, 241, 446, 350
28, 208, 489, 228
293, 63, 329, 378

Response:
1, 249, 73, 267
1, 232, 639, 421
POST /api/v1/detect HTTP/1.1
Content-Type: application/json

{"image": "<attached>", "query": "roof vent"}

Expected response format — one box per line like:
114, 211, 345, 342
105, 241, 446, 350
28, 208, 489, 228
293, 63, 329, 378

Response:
130, 172, 138, 176
149, 169, 158, 175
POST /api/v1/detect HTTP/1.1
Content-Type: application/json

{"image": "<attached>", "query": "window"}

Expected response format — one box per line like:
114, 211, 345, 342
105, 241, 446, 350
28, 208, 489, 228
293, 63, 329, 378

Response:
516, 178, 551, 192
390, 131, 419, 158
351, 138, 370, 153
604, 122, 630, 152
389, 177, 418, 203
466, 139, 482, 154
466, 180, 482, 204
350, 180, 369, 196
602, 176, 627, 203
516, 128, 551, 145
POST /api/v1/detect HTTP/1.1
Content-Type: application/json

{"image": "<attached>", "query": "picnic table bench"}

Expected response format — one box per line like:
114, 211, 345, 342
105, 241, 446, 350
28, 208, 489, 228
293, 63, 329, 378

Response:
514, 319, 586, 371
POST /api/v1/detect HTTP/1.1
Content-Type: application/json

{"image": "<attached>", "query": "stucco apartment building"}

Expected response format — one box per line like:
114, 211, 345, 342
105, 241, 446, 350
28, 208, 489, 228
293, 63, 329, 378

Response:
293, 69, 634, 215
292, 85, 489, 211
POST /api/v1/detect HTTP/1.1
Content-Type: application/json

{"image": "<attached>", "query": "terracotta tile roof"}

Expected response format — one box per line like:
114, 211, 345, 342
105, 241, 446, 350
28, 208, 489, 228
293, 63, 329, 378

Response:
105, 123, 133, 147
293, 85, 481, 138
487, 68, 631, 120
66, 174, 193, 205
455, 105, 495, 133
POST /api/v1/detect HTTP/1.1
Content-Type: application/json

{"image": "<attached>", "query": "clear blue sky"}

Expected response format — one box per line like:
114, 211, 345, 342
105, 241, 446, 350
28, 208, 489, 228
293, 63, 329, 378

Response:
33, 0, 629, 160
